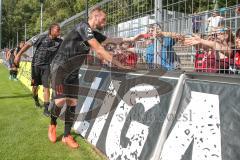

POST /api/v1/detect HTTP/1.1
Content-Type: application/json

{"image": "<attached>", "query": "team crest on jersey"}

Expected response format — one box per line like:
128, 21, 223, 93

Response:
55, 42, 60, 46
33, 37, 38, 43
87, 28, 93, 37
79, 42, 90, 51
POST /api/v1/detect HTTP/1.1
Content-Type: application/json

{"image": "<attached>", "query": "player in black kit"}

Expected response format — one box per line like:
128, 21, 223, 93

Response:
48, 7, 138, 148
15, 24, 62, 116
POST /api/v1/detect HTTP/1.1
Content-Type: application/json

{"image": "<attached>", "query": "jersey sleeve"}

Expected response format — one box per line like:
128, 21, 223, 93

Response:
93, 31, 107, 43
76, 22, 95, 41
27, 35, 40, 46
28, 34, 47, 47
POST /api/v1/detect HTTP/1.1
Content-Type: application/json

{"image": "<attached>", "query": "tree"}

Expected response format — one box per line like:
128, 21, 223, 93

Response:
1, 0, 239, 48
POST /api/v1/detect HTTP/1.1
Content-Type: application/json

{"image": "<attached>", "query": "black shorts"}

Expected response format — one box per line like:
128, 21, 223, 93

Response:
51, 63, 79, 99
31, 65, 50, 88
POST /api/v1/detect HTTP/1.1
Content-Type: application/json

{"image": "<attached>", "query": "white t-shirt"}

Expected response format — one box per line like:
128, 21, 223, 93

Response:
208, 16, 224, 28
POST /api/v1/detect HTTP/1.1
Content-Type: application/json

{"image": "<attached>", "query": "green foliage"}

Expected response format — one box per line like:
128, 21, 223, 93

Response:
1, 0, 239, 48
2, 0, 89, 48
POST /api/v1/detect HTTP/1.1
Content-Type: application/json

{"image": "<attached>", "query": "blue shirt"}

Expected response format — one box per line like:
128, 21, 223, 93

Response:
146, 43, 154, 55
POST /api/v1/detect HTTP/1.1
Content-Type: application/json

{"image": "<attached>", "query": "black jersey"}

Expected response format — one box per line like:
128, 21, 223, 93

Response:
52, 21, 107, 65
28, 34, 62, 66
15, 46, 21, 53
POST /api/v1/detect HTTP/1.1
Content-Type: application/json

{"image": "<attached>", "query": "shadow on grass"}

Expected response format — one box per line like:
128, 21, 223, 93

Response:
0, 93, 32, 99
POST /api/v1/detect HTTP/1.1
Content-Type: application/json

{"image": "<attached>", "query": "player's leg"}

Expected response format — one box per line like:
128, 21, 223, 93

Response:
61, 71, 79, 149
32, 85, 40, 107
62, 98, 79, 148
48, 96, 65, 143
42, 66, 52, 116
48, 64, 66, 143
31, 66, 41, 107
12, 67, 18, 81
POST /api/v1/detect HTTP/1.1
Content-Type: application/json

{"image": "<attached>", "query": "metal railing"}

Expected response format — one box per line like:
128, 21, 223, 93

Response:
25, 0, 240, 75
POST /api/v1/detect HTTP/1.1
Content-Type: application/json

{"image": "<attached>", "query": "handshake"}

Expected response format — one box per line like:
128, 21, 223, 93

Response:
103, 41, 138, 68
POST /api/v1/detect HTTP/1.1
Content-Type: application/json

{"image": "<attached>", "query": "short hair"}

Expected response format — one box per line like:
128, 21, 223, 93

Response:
89, 7, 106, 19
48, 23, 60, 35
147, 23, 161, 33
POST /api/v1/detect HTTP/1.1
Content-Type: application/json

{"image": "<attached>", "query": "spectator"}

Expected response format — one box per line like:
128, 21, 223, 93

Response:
207, 11, 224, 34
119, 42, 138, 68
185, 27, 234, 73
155, 30, 183, 70
102, 41, 139, 68
235, 6, 240, 14
12, 41, 25, 80
6, 48, 18, 80
192, 12, 202, 33
3, 48, 9, 66
234, 28, 240, 70
132, 26, 183, 70
145, 25, 155, 69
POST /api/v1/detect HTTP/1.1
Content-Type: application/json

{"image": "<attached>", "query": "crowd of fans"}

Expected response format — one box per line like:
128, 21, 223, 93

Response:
191, 9, 240, 74
122, 7, 240, 74
96, 7, 240, 74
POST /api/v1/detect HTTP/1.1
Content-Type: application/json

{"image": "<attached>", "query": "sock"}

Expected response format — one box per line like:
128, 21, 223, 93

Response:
64, 106, 76, 137
12, 71, 15, 78
33, 95, 38, 101
13, 71, 18, 78
50, 103, 62, 125
9, 70, 13, 78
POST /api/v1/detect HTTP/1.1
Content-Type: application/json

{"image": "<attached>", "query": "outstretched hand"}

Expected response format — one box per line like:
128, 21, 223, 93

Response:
183, 34, 202, 46
111, 56, 135, 71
